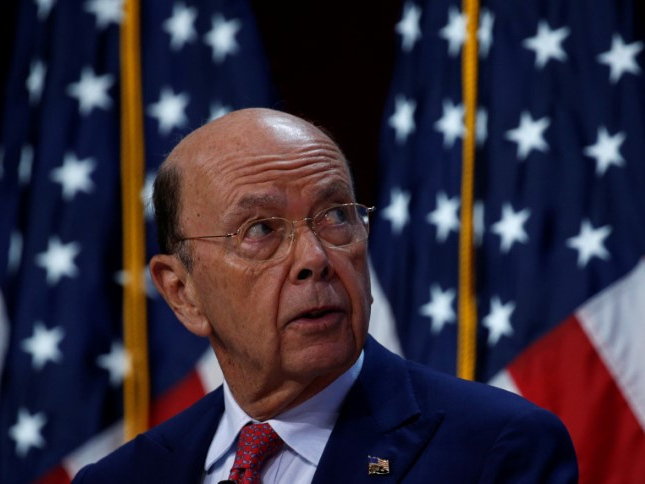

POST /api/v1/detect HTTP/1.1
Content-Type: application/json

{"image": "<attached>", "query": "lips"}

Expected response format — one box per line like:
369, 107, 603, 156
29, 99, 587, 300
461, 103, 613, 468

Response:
303, 308, 334, 318
286, 305, 345, 325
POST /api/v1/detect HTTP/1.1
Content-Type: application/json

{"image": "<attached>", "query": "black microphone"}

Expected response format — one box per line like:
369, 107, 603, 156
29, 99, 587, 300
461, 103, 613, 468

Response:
218, 481, 236, 484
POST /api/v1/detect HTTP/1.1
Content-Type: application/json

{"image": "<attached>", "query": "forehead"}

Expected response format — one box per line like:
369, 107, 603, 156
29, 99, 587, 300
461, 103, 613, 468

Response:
178, 114, 355, 224
208, 147, 353, 213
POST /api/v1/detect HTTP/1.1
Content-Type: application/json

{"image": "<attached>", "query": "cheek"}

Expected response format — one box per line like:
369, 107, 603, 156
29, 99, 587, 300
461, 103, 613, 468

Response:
205, 260, 287, 333
337, 250, 372, 321
355, 264, 372, 325
350, 248, 371, 289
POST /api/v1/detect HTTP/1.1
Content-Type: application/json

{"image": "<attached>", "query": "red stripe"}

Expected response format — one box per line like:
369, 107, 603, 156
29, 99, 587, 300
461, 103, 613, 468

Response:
508, 316, 645, 484
34, 465, 70, 484
150, 369, 207, 426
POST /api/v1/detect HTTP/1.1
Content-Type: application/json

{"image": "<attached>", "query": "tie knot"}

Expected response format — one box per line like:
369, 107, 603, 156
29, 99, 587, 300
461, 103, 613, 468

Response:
228, 422, 284, 483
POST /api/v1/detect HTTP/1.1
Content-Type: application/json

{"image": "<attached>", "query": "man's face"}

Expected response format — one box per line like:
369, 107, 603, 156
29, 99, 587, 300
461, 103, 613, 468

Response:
178, 114, 372, 400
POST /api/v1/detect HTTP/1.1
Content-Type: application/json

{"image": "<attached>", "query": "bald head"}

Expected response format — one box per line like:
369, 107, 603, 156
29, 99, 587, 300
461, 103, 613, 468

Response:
171, 108, 335, 164
152, 108, 351, 266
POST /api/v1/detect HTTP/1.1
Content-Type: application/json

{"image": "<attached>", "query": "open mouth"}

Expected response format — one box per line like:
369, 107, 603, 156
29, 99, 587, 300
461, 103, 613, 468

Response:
300, 308, 335, 319
290, 306, 343, 324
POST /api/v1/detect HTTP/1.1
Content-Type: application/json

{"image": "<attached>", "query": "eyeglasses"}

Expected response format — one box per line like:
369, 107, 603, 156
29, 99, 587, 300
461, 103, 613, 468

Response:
178, 203, 375, 262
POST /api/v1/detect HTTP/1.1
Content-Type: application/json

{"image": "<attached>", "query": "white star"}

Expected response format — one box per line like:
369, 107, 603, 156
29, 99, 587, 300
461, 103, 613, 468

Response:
50, 152, 96, 201
566, 220, 612, 268
204, 14, 241, 63
163, 3, 197, 51
35, 236, 81, 285
434, 99, 464, 148
382, 187, 411, 235
9, 408, 47, 458
396, 2, 422, 52
474, 201, 485, 246
209, 101, 231, 122
147, 87, 189, 135
522, 20, 570, 69
97, 341, 131, 386
141, 172, 155, 220
478, 8, 494, 58
19, 145, 34, 186
84, 0, 123, 29
598, 34, 644, 84
67, 67, 114, 116
8, 231, 23, 274
439, 6, 467, 57
506, 111, 550, 160
583, 127, 625, 176
483, 296, 515, 346
491, 203, 531, 253
35, 0, 56, 20
388, 95, 416, 144
26, 60, 47, 105
419, 284, 456, 334
476, 107, 488, 145
426, 192, 460, 242
21, 321, 64, 370
114, 267, 158, 298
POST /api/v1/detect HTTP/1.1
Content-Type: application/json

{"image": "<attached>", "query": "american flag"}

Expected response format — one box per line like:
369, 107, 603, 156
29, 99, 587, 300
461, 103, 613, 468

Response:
367, 455, 390, 475
0, 0, 275, 482
369, 0, 645, 481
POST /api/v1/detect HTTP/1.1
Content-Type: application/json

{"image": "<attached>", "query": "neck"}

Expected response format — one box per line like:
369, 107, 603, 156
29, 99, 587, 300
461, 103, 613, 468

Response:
227, 369, 344, 421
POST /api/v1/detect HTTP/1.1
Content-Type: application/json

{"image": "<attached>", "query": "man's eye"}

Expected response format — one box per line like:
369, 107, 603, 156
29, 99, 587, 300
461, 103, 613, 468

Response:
243, 220, 275, 240
320, 206, 349, 225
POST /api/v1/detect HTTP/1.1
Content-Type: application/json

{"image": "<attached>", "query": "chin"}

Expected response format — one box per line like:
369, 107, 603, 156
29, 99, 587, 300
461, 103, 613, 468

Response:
284, 338, 360, 380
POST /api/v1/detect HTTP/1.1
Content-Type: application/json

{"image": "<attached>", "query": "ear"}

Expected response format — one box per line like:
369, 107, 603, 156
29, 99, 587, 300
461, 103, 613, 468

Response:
149, 254, 212, 338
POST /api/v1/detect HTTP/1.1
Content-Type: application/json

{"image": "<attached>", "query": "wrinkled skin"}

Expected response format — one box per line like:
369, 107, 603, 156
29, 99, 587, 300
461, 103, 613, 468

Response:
149, 109, 372, 420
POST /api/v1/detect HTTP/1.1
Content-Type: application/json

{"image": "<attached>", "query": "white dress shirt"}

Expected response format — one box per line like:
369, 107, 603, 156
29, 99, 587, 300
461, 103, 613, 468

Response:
203, 352, 364, 483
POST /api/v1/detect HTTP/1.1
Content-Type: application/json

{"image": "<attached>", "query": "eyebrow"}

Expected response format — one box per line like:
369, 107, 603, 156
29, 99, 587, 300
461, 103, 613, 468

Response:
221, 181, 354, 227
219, 194, 283, 228
234, 182, 352, 211
314, 181, 354, 201
237, 194, 282, 210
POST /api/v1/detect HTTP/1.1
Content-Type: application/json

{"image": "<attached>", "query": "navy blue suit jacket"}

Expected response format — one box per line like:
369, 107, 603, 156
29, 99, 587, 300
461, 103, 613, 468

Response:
73, 337, 578, 483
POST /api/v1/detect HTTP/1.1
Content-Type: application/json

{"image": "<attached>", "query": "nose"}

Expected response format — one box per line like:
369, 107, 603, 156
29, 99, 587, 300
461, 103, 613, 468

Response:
288, 222, 334, 283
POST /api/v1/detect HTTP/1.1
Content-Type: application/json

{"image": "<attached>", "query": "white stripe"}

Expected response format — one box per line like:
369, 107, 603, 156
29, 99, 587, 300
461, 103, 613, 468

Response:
368, 258, 404, 356
0, 291, 9, 398
63, 422, 124, 478
196, 348, 224, 392
577, 258, 645, 433
489, 368, 522, 395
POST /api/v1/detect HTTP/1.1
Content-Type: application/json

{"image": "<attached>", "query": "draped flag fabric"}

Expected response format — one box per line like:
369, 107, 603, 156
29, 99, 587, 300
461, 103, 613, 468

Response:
0, 1, 275, 482
370, 0, 645, 482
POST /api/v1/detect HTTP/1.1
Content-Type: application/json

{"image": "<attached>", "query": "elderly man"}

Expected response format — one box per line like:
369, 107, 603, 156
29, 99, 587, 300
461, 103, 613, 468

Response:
74, 109, 577, 483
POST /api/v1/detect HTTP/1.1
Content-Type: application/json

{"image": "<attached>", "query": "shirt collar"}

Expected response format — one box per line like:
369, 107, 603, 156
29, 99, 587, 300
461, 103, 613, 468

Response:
205, 351, 364, 472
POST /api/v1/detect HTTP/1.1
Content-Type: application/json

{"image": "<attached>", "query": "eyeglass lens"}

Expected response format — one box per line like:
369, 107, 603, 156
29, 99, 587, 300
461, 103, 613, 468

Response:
236, 204, 370, 261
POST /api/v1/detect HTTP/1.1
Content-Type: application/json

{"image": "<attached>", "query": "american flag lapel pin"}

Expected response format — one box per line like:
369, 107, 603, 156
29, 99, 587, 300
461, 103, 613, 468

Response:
368, 455, 390, 475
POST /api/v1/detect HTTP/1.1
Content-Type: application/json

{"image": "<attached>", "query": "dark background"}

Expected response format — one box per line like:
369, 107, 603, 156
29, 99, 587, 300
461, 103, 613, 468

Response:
1, 0, 404, 206
249, 0, 404, 206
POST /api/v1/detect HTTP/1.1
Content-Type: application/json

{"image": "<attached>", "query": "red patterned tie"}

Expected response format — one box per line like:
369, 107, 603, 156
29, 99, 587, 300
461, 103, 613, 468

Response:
227, 422, 284, 484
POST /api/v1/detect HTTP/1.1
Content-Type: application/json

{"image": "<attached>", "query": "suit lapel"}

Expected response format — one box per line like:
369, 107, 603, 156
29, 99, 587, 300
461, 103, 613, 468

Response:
313, 338, 444, 482
132, 389, 224, 482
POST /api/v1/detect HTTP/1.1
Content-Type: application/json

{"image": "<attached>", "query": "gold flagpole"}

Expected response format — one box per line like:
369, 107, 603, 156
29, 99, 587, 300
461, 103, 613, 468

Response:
120, 0, 150, 439
457, 0, 480, 381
